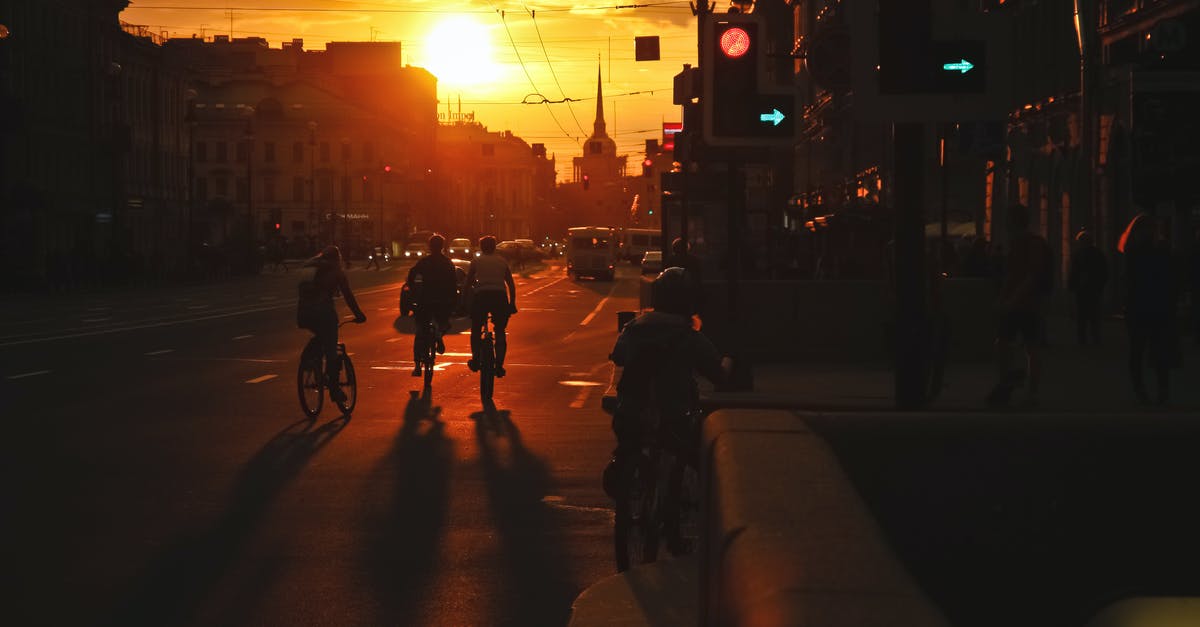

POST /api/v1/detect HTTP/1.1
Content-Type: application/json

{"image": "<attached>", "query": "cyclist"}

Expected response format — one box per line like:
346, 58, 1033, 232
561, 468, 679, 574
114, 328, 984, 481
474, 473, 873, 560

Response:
466, 235, 517, 377
604, 267, 727, 496
406, 234, 458, 377
297, 245, 366, 403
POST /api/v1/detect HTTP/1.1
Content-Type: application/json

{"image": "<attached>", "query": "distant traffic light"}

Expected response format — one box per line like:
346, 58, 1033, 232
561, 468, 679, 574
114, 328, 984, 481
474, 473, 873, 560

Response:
383, 164, 392, 173
582, 174, 590, 190
643, 158, 653, 177
273, 222, 281, 233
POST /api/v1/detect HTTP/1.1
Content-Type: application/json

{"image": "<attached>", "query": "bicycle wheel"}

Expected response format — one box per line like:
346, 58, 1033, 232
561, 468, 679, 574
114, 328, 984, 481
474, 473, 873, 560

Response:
479, 338, 495, 404
335, 353, 357, 414
666, 463, 701, 557
297, 357, 324, 418
423, 329, 435, 388
614, 454, 660, 572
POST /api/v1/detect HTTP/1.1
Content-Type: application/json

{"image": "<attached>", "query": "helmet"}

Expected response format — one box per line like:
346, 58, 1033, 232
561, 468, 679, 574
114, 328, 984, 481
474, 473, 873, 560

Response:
651, 266, 698, 316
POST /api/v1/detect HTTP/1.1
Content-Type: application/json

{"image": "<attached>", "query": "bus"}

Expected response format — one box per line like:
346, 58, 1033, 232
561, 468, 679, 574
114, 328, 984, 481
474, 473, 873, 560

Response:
620, 227, 662, 263
566, 226, 617, 281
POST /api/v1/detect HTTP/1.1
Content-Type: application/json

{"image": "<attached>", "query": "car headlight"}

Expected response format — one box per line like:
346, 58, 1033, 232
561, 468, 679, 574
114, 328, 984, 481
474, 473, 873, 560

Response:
475, 251, 481, 257
404, 252, 411, 257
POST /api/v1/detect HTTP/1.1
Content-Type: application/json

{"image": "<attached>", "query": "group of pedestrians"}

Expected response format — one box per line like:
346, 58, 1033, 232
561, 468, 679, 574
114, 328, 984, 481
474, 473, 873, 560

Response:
294, 234, 519, 401
988, 204, 1193, 407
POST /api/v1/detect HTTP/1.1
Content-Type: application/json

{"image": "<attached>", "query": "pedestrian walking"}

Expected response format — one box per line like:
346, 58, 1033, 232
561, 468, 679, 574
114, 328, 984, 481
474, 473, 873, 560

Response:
1118, 213, 1179, 404
987, 204, 1054, 407
1068, 229, 1108, 345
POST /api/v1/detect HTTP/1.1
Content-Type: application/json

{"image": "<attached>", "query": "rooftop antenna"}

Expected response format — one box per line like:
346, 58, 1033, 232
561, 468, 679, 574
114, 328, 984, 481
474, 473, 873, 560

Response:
225, 8, 234, 38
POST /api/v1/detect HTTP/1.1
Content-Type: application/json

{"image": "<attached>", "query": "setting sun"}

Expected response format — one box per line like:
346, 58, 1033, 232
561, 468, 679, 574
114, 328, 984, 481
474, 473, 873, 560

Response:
421, 16, 503, 89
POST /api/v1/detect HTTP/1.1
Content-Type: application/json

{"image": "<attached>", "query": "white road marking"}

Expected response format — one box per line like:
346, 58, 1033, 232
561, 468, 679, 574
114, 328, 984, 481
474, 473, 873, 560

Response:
7, 370, 51, 380
233, 334, 253, 340
569, 387, 592, 409
81, 317, 111, 323
579, 283, 618, 326
443, 352, 472, 357
385, 338, 402, 343
540, 496, 613, 515
144, 349, 174, 356
245, 374, 278, 384
524, 276, 567, 297
559, 380, 603, 387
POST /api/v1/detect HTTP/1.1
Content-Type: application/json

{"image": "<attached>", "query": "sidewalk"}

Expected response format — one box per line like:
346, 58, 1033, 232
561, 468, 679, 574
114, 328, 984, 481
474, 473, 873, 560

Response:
707, 313, 1200, 413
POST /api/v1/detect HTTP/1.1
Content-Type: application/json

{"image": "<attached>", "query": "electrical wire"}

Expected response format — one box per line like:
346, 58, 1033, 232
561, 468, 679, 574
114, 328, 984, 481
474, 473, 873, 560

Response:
527, 6, 589, 139
490, 4, 580, 145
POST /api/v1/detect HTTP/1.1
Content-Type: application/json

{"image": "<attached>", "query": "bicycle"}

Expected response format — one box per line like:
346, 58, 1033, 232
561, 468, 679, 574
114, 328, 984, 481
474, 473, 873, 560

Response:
478, 312, 497, 406
604, 393, 703, 572
298, 320, 359, 417
415, 314, 438, 389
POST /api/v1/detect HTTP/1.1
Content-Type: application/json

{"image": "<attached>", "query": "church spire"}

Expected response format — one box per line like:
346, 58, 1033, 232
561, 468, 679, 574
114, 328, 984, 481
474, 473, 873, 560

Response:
593, 65, 607, 138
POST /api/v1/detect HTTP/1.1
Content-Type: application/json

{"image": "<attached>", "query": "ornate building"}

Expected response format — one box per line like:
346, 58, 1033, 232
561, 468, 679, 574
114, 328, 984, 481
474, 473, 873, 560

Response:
565, 67, 632, 228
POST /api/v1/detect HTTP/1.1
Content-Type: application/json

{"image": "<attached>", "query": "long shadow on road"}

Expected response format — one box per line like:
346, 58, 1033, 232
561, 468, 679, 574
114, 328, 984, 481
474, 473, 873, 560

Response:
99, 415, 350, 627
473, 409, 578, 627
362, 389, 453, 626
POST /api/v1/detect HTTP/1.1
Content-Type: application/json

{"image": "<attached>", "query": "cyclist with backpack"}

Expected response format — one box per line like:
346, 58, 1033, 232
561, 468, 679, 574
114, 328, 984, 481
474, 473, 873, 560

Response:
405, 234, 458, 378
297, 245, 366, 403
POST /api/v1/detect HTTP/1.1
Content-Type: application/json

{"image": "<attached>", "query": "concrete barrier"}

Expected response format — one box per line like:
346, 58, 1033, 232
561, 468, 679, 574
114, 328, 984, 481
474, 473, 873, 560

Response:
701, 410, 948, 627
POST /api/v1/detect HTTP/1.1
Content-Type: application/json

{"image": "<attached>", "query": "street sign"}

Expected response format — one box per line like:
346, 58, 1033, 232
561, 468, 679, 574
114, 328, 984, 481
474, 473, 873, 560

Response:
851, 0, 1012, 122
759, 108, 786, 126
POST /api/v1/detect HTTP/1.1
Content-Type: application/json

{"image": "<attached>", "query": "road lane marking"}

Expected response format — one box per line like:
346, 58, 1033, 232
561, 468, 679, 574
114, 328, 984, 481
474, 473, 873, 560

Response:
233, 334, 254, 340
523, 276, 567, 297
144, 349, 174, 356
7, 370, 51, 380
81, 317, 111, 323
559, 380, 603, 387
569, 387, 592, 409
579, 283, 618, 326
245, 374, 278, 384
541, 496, 613, 515
386, 338, 402, 343
443, 352, 472, 357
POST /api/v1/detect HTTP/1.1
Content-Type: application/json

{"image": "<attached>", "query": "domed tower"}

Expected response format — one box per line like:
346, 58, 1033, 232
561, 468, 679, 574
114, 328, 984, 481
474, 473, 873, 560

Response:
573, 66, 626, 183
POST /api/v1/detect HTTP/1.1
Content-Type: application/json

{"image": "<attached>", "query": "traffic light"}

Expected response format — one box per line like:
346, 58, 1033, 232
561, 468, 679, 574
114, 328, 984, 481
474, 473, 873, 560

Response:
582, 174, 590, 190
642, 158, 653, 177
702, 13, 795, 146
273, 222, 282, 233
383, 164, 392, 173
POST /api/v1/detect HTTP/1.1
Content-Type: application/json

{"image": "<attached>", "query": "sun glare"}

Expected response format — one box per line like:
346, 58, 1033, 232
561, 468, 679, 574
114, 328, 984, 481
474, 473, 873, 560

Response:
421, 17, 502, 89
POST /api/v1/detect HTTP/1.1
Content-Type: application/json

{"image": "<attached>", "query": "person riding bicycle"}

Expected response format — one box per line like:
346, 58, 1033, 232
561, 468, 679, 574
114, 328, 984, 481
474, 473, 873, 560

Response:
604, 267, 726, 496
405, 234, 458, 378
466, 235, 517, 378
297, 245, 366, 403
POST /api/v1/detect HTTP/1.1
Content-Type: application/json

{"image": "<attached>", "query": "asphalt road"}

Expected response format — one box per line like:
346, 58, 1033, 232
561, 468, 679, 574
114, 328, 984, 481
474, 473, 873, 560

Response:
1, 259, 634, 627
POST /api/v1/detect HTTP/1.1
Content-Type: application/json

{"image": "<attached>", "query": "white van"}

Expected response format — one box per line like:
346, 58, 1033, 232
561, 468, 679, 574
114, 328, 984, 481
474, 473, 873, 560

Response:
566, 226, 617, 281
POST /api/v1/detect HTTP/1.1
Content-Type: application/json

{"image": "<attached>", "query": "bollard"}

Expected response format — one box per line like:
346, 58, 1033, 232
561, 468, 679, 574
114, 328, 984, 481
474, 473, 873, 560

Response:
617, 311, 636, 333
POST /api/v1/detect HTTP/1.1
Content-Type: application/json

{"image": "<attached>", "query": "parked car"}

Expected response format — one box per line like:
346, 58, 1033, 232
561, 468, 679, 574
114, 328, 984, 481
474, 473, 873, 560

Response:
448, 238, 476, 260
514, 239, 543, 261
641, 250, 663, 275
495, 240, 522, 261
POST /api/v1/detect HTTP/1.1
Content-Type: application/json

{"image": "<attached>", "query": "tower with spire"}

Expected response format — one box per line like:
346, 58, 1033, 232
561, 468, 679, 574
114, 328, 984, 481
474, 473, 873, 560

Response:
573, 66, 626, 184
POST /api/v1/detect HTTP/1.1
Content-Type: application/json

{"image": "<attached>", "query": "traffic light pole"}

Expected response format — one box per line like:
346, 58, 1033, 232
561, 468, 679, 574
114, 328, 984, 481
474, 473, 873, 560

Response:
894, 123, 927, 409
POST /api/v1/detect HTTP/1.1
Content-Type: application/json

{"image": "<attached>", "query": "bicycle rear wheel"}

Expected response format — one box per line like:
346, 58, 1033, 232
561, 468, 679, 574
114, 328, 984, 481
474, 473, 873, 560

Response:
479, 338, 495, 405
297, 358, 324, 418
423, 333, 435, 388
614, 454, 660, 571
335, 354, 357, 414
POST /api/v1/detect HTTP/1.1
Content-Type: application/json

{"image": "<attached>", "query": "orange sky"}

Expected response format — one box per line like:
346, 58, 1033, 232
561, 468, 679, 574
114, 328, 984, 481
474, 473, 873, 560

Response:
121, 1, 700, 181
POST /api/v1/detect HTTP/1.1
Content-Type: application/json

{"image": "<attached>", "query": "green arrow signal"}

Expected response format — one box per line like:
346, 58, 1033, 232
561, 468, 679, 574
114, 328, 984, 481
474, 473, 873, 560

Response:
942, 59, 975, 74
758, 108, 785, 126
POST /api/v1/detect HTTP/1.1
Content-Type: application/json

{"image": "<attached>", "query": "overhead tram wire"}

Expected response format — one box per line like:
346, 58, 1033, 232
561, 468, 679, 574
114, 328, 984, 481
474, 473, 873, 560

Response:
527, 6, 589, 140
489, 3, 580, 145
128, 3, 690, 15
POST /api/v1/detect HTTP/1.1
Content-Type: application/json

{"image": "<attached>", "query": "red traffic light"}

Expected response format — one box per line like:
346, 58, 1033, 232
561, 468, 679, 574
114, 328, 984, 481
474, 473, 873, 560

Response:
719, 27, 750, 58
383, 165, 392, 173
643, 158, 653, 167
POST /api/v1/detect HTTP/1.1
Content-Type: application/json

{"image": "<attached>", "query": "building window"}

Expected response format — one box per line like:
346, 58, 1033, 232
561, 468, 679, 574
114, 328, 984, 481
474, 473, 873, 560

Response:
236, 141, 249, 163
195, 141, 208, 163
195, 177, 208, 201
263, 176, 276, 202
293, 141, 304, 163
320, 141, 330, 162
319, 177, 332, 202
293, 176, 305, 202
216, 141, 228, 163
215, 177, 229, 198
482, 144, 495, 157
363, 141, 374, 162
264, 141, 276, 163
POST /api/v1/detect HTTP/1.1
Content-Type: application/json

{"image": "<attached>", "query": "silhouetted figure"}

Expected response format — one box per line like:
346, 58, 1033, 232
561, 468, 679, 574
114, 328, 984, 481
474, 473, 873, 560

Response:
467, 235, 518, 378
963, 237, 991, 279
1118, 214, 1178, 404
406, 234, 458, 378
1068, 229, 1109, 345
987, 205, 1054, 407
297, 245, 366, 403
